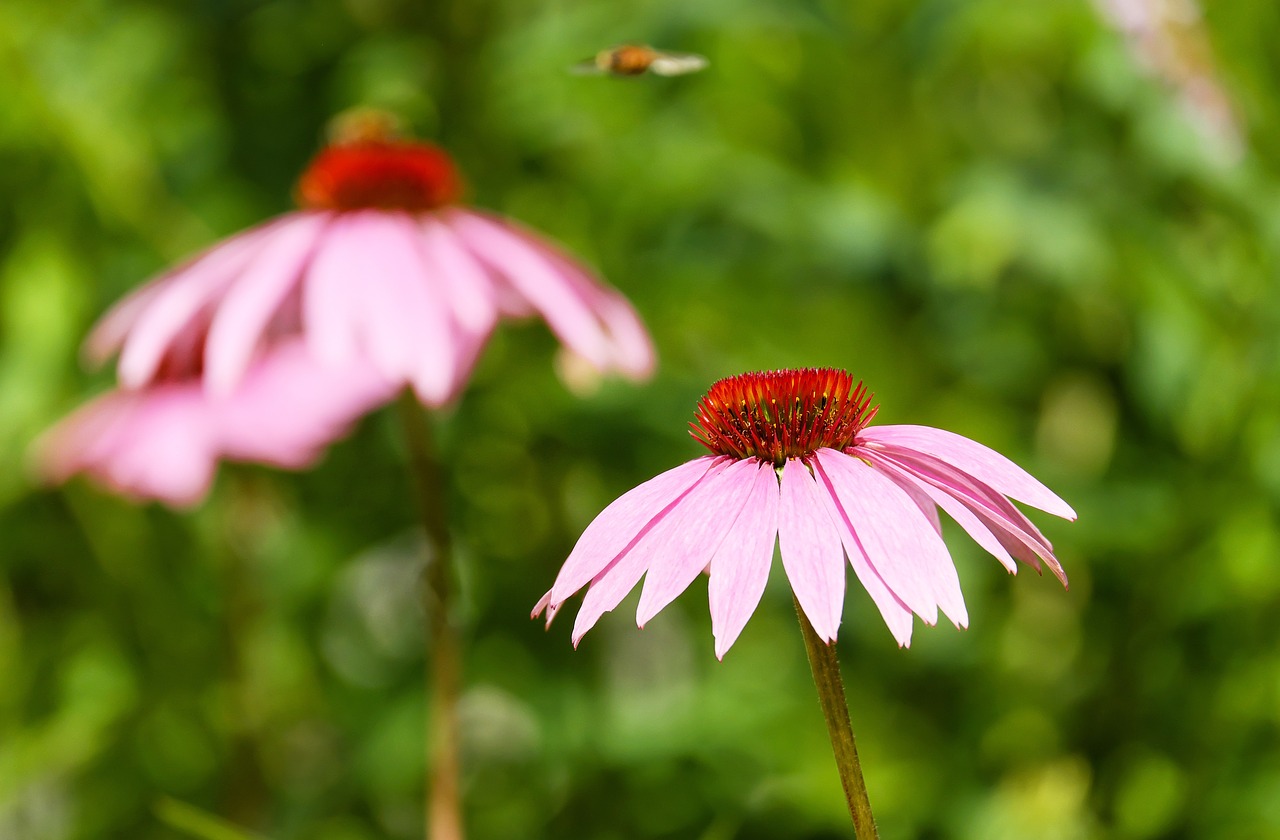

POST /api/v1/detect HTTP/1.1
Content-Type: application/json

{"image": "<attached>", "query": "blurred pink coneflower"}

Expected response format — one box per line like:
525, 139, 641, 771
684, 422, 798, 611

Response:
38, 111, 654, 504
37, 340, 394, 506
536, 368, 1076, 659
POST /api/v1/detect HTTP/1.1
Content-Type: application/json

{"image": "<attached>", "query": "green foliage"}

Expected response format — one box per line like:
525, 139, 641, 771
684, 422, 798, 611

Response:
3, 0, 1280, 837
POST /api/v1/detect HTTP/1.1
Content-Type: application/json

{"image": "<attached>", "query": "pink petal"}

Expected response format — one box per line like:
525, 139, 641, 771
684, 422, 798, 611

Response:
446, 211, 613, 369
302, 216, 366, 366
850, 551, 915, 647
708, 461, 780, 659
531, 589, 559, 628
634, 458, 761, 627
352, 214, 458, 404
34, 393, 135, 483
893, 471, 943, 535
203, 213, 329, 395
37, 341, 393, 508
83, 281, 167, 367
580, 288, 655, 380
873, 448, 1067, 587
805, 457, 915, 646
35, 387, 217, 507
549, 457, 720, 603
446, 320, 496, 395
303, 212, 459, 401
117, 218, 284, 388
418, 217, 499, 335
571, 459, 730, 644
777, 458, 846, 643
515, 230, 656, 379
977, 510, 1068, 587
215, 340, 396, 466
865, 450, 1018, 574
860, 425, 1077, 520
826, 451, 968, 629
102, 394, 219, 505
815, 449, 965, 626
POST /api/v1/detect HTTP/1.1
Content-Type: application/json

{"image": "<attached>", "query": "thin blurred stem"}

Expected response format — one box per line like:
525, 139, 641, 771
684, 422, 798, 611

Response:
793, 595, 879, 840
397, 393, 464, 840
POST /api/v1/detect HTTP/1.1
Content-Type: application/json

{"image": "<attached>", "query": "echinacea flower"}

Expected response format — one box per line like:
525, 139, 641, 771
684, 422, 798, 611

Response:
535, 368, 1076, 659
38, 110, 654, 505
36, 340, 395, 506
87, 110, 653, 407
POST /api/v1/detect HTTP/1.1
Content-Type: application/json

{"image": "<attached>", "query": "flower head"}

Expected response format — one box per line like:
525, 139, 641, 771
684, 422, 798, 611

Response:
87, 110, 653, 406
535, 368, 1076, 659
35, 340, 395, 506
40, 110, 654, 504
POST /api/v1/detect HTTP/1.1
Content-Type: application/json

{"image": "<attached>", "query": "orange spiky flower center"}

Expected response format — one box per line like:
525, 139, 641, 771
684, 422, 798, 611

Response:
296, 119, 463, 213
690, 368, 879, 465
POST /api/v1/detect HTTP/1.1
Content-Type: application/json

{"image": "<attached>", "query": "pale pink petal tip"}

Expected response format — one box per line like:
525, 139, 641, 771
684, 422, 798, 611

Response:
709, 461, 780, 659
531, 590, 560, 629
778, 458, 846, 644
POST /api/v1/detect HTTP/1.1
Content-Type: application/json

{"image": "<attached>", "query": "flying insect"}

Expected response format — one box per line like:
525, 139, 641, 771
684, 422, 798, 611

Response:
572, 44, 709, 77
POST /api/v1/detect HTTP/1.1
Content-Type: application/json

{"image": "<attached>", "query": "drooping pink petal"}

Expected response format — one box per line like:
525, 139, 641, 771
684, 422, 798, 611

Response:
418, 217, 499, 335
815, 449, 966, 626
446, 320, 496, 395
100, 393, 220, 505
578, 288, 655, 380
515, 230, 655, 379
117, 219, 284, 388
35, 388, 218, 507
851, 548, 916, 646
571, 459, 731, 644
302, 211, 458, 402
83, 281, 167, 367
215, 340, 396, 467
864, 450, 1018, 574
302, 216, 365, 366
446, 211, 614, 370
773, 455, 916, 645
550, 457, 720, 603
873, 448, 1067, 587
876, 448, 1052, 545
708, 461, 780, 659
861, 425, 1077, 520
975, 509, 1068, 587
893, 471, 943, 536
203, 213, 329, 395
350, 214, 458, 404
827, 451, 969, 628
777, 458, 846, 642
531, 589, 558, 628
35, 394, 134, 484
634, 458, 761, 627
38, 340, 395, 508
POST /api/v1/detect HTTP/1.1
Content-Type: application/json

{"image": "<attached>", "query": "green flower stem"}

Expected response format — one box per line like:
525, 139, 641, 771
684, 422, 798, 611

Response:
397, 393, 464, 840
793, 594, 880, 839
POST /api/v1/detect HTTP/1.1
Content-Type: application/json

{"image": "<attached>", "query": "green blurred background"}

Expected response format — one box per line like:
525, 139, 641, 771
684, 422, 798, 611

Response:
3, 0, 1280, 837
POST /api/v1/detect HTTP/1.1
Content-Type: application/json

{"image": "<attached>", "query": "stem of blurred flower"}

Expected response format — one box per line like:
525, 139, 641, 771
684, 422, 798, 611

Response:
794, 594, 879, 840
397, 393, 464, 840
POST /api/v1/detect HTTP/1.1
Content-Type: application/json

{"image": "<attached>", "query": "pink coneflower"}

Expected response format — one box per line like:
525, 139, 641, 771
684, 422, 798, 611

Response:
39, 111, 654, 505
87, 111, 654, 406
36, 340, 395, 506
536, 368, 1076, 659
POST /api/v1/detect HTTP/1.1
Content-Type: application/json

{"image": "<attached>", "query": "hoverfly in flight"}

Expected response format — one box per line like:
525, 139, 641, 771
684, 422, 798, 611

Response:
572, 44, 709, 78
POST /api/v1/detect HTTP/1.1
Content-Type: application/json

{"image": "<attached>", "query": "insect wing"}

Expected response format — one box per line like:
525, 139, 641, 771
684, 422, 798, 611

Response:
570, 58, 607, 75
647, 51, 708, 76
